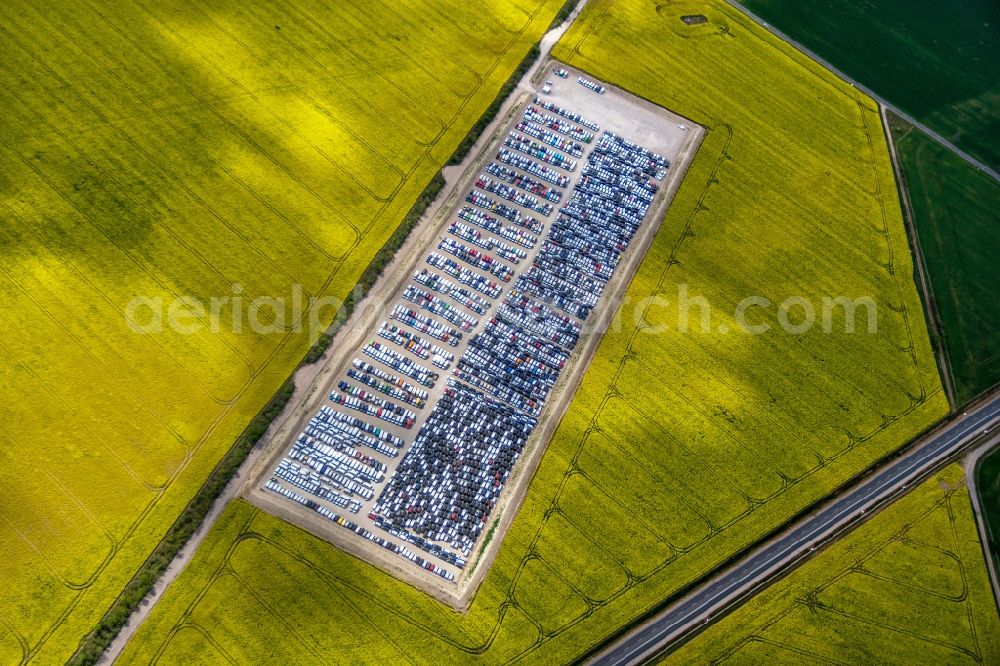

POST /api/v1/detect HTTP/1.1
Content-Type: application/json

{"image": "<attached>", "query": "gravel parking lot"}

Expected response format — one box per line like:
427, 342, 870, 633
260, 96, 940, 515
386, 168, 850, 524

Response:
244, 60, 704, 606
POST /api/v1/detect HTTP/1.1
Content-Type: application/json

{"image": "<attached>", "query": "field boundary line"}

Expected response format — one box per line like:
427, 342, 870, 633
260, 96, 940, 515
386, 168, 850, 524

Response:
880, 107, 958, 411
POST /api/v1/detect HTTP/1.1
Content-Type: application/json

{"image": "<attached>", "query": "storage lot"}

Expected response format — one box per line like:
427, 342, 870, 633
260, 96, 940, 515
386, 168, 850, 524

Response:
248, 64, 697, 585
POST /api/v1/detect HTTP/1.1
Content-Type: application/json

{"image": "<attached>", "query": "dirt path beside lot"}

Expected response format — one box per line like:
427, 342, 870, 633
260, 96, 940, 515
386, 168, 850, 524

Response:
99, 6, 594, 662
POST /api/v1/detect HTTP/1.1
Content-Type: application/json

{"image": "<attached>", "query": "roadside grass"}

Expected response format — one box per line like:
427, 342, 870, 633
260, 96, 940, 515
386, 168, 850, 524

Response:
888, 115, 1000, 405
738, 0, 1000, 170
117, 1, 947, 663
975, 445, 1000, 575
668, 464, 1000, 664
0, 0, 565, 661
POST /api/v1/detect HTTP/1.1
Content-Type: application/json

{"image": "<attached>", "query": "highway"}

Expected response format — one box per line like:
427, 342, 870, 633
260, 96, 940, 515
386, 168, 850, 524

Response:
725, 0, 1000, 184
591, 394, 1000, 665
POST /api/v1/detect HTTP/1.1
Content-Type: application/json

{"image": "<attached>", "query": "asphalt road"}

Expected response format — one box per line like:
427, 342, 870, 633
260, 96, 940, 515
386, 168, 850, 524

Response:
592, 394, 1000, 665
726, 0, 1000, 183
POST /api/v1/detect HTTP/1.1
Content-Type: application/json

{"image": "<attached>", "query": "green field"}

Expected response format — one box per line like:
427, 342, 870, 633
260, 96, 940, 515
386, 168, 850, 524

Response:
118, 1, 948, 662
889, 118, 1000, 404
669, 464, 1000, 664
739, 0, 1000, 170
0, 0, 566, 661
975, 445, 1000, 575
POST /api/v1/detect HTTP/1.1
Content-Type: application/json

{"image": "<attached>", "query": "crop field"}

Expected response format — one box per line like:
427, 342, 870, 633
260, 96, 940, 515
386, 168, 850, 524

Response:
890, 119, 1000, 405
739, 0, 1000, 170
117, 0, 948, 662
0, 0, 567, 661
669, 464, 1000, 663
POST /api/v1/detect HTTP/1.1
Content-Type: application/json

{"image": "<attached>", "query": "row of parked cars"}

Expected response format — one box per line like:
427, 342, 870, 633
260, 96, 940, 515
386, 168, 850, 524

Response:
310, 405, 402, 457
507, 132, 670, 328
372, 514, 467, 569
484, 162, 562, 205
577, 76, 607, 94
267, 414, 395, 517
515, 119, 586, 158
391, 303, 463, 347
267, 94, 672, 582
532, 95, 601, 132
373, 380, 537, 556
496, 148, 571, 187
523, 105, 595, 144
504, 132, 578, 171
266, 478, 358, 516
363, 340, 440, 388
458, 205, 541, 248
266, 478, 456, 582
347, 359, 428, 409
331, 382, 418, 429
403, 284, 481, 331
438, 237, 515, 283
465, 190, 544, 229
377, 320, 443, 362
413, 268, 493, 315
448, 221, 528, 264
474, 174, 553, 217
426, 252, 504, 299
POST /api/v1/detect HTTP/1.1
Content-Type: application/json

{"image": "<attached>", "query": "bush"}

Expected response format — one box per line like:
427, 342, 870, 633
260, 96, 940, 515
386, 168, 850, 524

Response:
549, 0, 580, 29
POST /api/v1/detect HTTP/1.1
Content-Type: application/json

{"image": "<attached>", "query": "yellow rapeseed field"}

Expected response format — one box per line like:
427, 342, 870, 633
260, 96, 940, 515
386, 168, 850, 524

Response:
116, 0, 950, 663
669, 464, 1000, 664
0, 0, 565, 661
